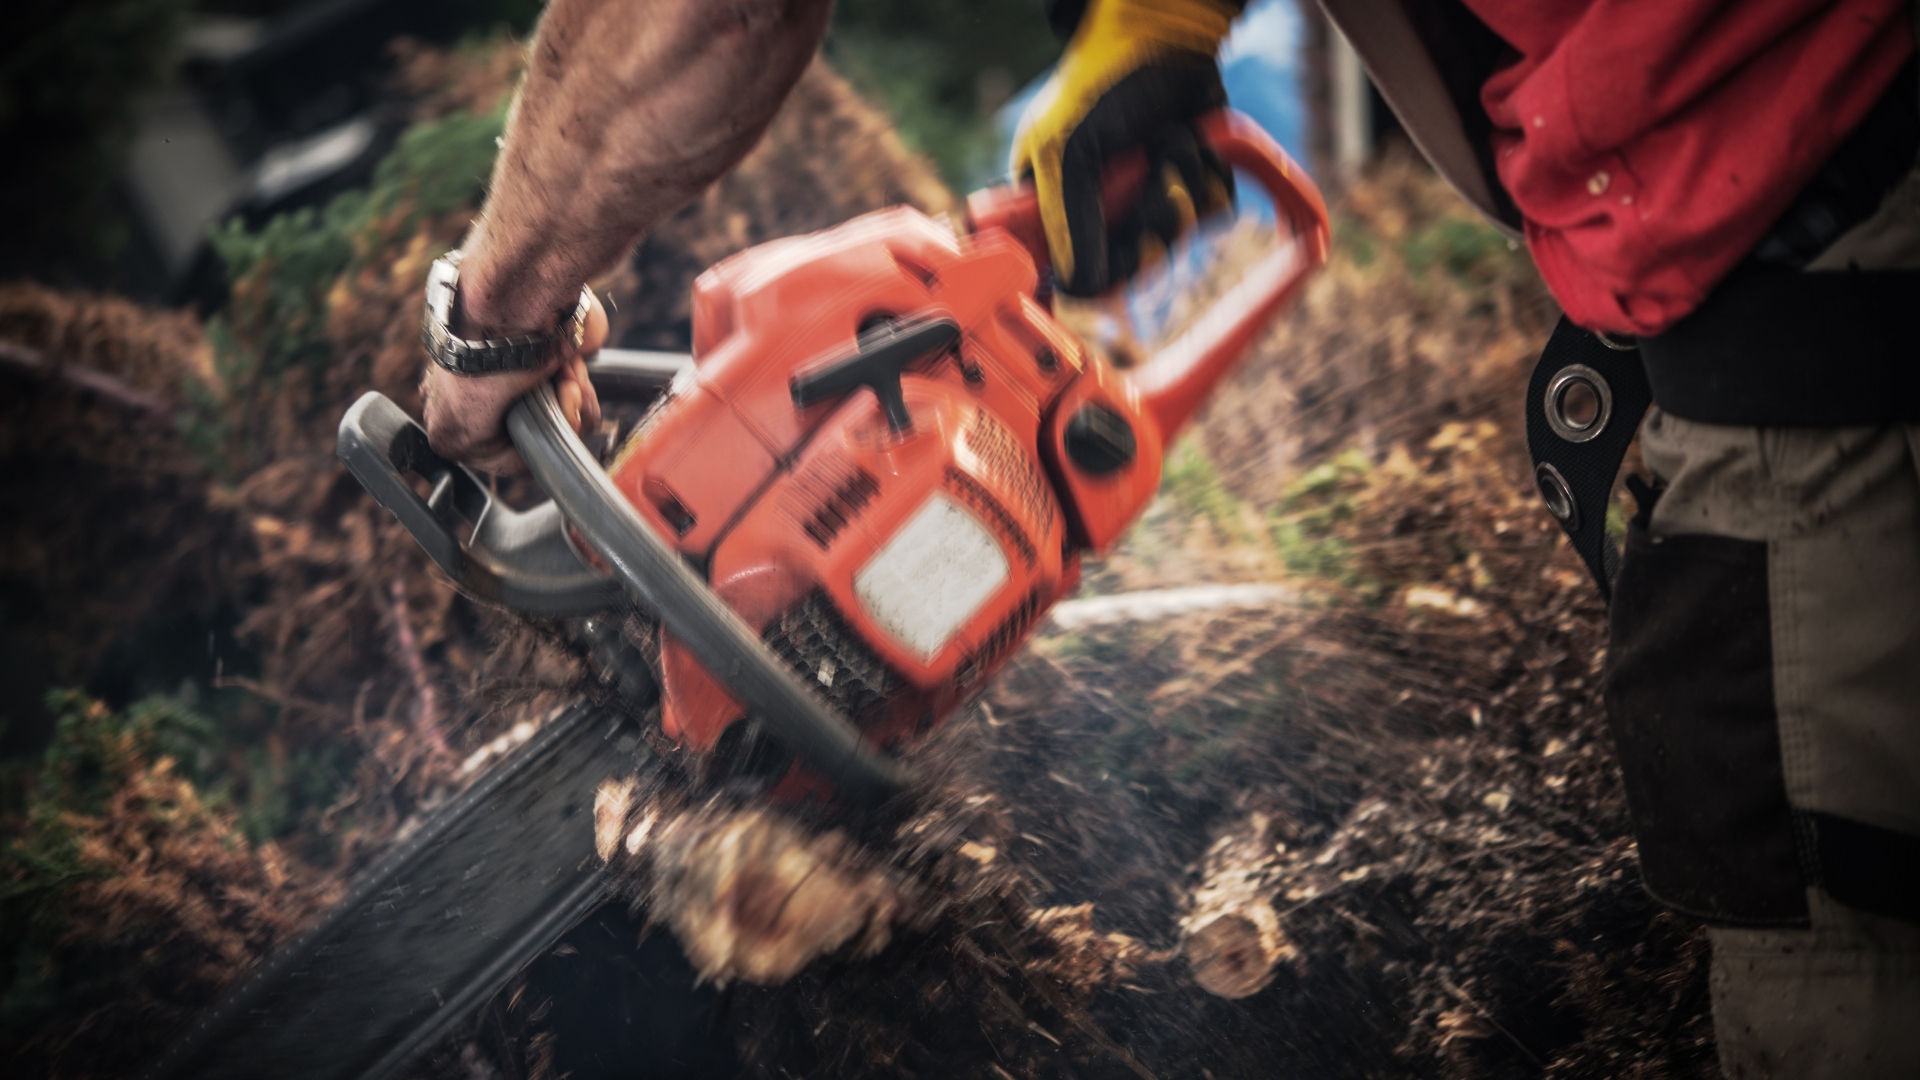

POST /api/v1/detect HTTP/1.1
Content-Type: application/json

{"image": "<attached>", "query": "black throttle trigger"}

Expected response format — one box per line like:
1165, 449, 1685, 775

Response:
789, 316, 961, 433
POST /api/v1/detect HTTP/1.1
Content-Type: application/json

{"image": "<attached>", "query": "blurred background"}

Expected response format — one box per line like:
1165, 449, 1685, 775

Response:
2, 0, 1363, 313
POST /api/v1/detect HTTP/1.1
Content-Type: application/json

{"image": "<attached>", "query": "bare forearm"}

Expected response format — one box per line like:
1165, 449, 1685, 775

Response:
458, 0, 832, 334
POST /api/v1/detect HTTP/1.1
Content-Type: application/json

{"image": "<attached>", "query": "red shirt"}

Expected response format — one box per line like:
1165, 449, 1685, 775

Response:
1464, 0, 1914, 336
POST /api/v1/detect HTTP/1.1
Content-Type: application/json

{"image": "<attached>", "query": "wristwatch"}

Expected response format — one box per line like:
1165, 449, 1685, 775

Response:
421, 249, 593, 375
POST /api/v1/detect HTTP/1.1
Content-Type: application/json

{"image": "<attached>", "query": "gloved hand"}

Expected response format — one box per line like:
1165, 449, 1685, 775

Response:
1011, 0, 1241, 296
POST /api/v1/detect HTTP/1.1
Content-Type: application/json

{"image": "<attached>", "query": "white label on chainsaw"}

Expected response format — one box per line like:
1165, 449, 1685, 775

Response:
855, 494, 1009, 660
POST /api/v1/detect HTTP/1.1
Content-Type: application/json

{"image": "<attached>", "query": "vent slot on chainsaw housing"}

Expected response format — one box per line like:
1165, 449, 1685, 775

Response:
763, 591, 899, 725
801, 467, 882, 549
646, 480, 698, 536
964, 410, 1056, 536
955, 585, 1046, 694
943, 466, 1038, 569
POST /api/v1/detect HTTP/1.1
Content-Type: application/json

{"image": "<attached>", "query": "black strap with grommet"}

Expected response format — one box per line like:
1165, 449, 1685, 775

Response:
1524, 317, 1654, 602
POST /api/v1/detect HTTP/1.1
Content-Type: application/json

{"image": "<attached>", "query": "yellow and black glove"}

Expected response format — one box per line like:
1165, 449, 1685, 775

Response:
1012, 0, 1242, 296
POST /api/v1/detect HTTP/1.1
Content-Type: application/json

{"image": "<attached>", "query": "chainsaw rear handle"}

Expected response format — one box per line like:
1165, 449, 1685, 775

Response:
338, 393, 622, 615
965, 108, 1330, 438
504, 384, 911, 804
336, 350, 690, 617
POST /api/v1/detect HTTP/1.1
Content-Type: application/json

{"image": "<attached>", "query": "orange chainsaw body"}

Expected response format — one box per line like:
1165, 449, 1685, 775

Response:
603, 113, 1328, 786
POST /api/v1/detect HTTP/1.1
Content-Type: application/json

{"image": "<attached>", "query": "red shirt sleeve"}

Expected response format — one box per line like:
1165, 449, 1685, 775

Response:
1463, 0, 1914, 336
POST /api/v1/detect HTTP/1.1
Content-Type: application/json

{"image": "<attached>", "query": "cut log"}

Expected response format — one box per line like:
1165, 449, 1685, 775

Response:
1184, 901, 1288, 999
1180, 811, 1299, 998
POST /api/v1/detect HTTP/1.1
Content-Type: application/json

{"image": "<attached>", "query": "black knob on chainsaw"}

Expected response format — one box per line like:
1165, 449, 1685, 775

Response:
1064, 403, 1136, 474
790, 316, 961, 433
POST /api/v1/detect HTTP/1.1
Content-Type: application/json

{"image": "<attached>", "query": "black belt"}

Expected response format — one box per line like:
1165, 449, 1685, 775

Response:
1642, 266, 1920, 426
1525, 266, 1920, 601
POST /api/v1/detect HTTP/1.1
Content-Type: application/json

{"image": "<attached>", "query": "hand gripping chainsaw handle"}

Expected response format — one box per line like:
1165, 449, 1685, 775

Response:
966, 109, 1330, 439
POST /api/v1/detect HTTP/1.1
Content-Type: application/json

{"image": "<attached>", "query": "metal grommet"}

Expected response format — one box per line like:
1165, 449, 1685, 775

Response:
1594, 330, 1638, 352
1545, 364, 1613, 443
1535, 462, 1579, 530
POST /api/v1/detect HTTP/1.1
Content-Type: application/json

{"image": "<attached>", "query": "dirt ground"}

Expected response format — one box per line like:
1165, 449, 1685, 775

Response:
0, 36, 1711, 1080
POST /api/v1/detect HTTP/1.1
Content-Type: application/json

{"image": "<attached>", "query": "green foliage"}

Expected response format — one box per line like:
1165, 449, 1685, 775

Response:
193, 104, 508, 471
1, 686, 337, 911
828, 0, 1063, 188
209, 104, 506, 330
13, 684, 342, 853
1331, 215, 1378, 268
1401, 216, 1524, 286
0, 691, 219, 1025
33, 689, 218, 816
1162, 437, 1253, 542
1606, 495, 1627, 553
208, 203, 358, 381
370, 106, 512, 222
234, 741, 348, 846
0, 690, 303, 1050
1268, 449, 1373, 589
463, 0, 546, 37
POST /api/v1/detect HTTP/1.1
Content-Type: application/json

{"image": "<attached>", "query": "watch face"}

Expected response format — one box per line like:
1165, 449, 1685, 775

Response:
427, 252, 461, 330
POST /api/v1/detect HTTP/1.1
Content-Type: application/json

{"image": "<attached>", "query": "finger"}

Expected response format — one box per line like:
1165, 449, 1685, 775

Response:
580, 290, 610, 355
1113, 225, 1167, 282
1191, 133, 1236, 216
1102, 165, 1186, 284
421, 354, 558, 474
555, 376, 585, 433
1056, 133, 1113, 296
551, 355, 594, 436
1152, 124, 1210, 226
468, 445, 531, 477
1152, 160, 1200, 242
565, 352, 601, 435
1011, 77, 1088, 290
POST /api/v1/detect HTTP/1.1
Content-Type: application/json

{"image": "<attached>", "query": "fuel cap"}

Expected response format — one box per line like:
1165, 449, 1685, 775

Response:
1064, 403, 1136, 475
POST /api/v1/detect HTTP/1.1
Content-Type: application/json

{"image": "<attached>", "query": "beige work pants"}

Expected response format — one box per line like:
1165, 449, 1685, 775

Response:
1613, 411, 1920, 1078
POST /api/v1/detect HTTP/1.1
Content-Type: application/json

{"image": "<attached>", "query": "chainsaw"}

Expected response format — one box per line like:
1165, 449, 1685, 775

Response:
149, 110, 1326, 1080
352, 108, 1325, 801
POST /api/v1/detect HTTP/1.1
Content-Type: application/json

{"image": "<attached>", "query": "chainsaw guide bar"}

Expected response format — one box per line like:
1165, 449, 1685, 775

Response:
145, 702, 646, 1080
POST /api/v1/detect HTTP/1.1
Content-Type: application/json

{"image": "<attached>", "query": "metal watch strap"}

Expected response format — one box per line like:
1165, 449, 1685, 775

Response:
422, 250, 592, 375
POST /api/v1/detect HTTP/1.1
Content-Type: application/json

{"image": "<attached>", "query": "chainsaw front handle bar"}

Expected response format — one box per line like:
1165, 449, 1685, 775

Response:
505, 383, 911, 803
